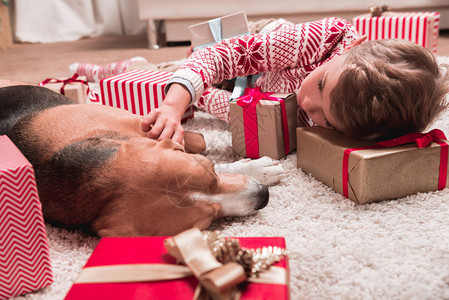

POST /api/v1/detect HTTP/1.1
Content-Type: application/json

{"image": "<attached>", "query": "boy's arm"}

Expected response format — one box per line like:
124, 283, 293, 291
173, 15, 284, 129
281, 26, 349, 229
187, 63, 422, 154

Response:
170, 17, 359, 105
141, 17, 358, 143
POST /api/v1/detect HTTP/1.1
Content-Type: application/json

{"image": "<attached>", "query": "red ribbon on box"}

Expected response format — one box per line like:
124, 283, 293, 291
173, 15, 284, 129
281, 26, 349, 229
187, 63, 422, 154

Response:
39, 73, 99, 102
236, 87, 290, 158
342, 129, 448, 198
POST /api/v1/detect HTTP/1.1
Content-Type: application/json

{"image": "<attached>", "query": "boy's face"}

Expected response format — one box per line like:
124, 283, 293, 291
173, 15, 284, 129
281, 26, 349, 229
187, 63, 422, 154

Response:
297, 54, 346, 132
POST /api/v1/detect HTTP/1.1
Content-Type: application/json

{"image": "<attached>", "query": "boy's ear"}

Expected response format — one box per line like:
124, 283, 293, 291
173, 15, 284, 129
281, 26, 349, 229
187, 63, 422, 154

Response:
345, 35, 368, 50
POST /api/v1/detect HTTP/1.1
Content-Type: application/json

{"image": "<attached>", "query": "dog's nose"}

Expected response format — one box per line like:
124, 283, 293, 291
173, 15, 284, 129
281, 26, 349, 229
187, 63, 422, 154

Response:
256, 184, 269, 210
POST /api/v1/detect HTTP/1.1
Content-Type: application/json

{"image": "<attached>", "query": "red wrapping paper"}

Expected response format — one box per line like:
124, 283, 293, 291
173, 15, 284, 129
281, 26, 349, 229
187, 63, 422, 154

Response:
100, 70, 194, 123
65, 236, 289, 299
0, 136, 53, 300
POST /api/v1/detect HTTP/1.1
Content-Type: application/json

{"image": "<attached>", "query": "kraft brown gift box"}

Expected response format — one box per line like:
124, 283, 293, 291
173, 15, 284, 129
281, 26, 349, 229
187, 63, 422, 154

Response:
296, 127, 449, 204
230, 93, 297, 160
188, 11, 249, 50
40, 75, 88, 103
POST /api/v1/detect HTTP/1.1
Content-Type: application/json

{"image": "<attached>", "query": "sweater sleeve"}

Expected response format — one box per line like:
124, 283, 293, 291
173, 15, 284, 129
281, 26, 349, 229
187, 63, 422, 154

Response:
168, 17, 358, 104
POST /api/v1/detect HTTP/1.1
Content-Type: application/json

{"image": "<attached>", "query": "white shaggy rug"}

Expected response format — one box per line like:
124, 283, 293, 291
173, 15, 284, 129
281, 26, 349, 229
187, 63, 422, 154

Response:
14, 56, 449, 300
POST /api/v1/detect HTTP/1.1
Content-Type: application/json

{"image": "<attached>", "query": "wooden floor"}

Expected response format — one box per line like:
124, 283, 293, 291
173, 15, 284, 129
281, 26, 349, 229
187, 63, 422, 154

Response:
1, 30, 449, 85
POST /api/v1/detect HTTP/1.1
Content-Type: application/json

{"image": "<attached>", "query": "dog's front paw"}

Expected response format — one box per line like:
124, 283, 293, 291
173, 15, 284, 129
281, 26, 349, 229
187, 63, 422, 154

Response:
229, 156, 285, 186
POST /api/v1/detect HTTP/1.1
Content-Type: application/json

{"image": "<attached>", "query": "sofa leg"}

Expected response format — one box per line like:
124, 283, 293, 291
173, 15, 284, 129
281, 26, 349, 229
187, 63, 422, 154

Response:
146, 20, 166, 49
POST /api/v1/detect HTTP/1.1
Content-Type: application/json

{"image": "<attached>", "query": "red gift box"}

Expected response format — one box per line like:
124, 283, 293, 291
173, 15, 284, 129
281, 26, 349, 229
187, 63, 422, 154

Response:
65, 235, 289, 299
99, 70, 194, 123
0, 136, 52, 299
353, 12, 440, 53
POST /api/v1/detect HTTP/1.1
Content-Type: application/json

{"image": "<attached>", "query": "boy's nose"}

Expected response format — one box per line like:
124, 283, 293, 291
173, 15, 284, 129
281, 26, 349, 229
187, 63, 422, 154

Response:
301, 96, 320, 116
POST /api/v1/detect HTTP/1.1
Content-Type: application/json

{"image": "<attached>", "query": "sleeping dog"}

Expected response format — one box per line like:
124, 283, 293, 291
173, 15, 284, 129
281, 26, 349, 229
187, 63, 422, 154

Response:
0, 85, 284, 237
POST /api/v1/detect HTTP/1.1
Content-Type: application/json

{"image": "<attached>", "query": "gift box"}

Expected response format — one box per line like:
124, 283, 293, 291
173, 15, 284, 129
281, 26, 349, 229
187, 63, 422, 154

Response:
189, 11, 251, 99
0, 136, 52, 299
99, 69, 194, 123
296, 127, 449, 204
189, 11, 249, 50
230, 88, 297, 159
65, 230, 289, 299
38, 74, 89, 103
353, 11, 440, 53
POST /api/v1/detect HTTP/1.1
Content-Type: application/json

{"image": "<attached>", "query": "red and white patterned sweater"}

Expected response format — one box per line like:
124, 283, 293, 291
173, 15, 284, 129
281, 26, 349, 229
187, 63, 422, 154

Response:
168, 17, 359, 125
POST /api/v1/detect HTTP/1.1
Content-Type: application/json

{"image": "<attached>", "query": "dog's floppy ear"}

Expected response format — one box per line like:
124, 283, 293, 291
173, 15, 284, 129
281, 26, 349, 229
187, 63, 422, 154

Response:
184, 131, 206, 154
157, 139, 185, 152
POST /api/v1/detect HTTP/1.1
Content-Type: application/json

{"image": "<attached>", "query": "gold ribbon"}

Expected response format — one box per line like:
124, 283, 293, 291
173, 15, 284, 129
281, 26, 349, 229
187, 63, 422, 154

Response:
164, 228, 247, 298
74, 229, 287, 299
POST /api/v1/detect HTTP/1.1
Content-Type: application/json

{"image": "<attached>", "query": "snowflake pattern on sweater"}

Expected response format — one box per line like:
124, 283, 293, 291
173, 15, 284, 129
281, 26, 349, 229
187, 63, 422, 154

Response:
169, 17, 359, 126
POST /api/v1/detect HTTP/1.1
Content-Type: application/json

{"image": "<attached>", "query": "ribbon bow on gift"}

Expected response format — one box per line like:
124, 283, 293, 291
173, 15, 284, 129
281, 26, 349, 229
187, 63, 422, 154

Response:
38, 73, 99, 102
342, 129, 448, 197
236, 87, 291, 158
369, 5, 390, 17
164, 229, 246, 299
376, 129, 447, 149
74, 228, 288, 300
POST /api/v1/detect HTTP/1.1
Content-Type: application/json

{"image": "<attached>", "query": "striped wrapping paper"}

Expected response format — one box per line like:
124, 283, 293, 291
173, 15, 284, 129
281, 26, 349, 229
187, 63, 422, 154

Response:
99, 70, 194, 123
0, 136, 53, 300
353, 12, 440, 53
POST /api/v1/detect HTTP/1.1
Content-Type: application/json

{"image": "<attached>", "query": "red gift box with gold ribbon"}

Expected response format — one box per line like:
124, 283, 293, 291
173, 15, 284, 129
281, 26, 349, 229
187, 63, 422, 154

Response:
65, 229, 289, 299
230, 87, 297, 159
297, 127, 449, 204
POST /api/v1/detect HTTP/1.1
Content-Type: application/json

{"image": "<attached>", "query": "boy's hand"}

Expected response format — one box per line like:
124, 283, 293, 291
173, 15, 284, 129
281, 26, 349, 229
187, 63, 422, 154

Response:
141, 83, 192, 146
141, 104, 185, 146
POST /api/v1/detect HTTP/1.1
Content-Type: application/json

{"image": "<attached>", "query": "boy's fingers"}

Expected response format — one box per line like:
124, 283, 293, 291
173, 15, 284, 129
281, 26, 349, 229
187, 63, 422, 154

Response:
146, 121, 165, 140
157, 123, 177, 141
172, 128, 185, 147
141, 113, 156, 132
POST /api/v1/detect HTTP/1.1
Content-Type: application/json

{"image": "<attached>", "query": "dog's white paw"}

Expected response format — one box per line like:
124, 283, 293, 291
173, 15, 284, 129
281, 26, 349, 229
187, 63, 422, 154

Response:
216, 156, 285, 186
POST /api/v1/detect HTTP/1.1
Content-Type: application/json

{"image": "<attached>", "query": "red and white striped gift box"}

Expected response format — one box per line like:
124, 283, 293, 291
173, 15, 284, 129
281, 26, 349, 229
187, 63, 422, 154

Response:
0, 136, 53, 300
99, 70, 194, 123
353, 12, 440, 53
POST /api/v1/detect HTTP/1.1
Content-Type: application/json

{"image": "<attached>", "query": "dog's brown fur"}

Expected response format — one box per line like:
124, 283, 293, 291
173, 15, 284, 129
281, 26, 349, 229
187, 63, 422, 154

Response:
1, 85, 268, 237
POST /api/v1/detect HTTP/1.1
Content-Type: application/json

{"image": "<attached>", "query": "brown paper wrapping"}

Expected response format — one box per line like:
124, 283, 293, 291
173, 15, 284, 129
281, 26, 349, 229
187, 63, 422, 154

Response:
296, 127, 449, 204
43, 76, 88, 103
230, 93, 297, 160
188, 11, 249, 49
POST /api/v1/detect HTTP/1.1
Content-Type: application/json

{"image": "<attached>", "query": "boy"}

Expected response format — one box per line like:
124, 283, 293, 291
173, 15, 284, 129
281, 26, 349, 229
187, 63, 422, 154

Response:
141, 17, 449, 145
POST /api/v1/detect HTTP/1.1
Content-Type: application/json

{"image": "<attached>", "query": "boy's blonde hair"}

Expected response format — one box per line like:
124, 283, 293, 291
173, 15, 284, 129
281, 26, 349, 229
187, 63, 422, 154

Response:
331, 39, 449, 141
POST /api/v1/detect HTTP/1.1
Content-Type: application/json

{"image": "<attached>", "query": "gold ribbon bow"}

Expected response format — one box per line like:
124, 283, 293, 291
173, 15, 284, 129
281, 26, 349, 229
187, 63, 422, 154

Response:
75, 228, 288, 299
164, 229, 246, 299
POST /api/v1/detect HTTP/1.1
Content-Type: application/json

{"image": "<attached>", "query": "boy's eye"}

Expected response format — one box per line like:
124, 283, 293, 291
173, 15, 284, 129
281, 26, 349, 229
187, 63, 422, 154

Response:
318, 78, 323, 91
